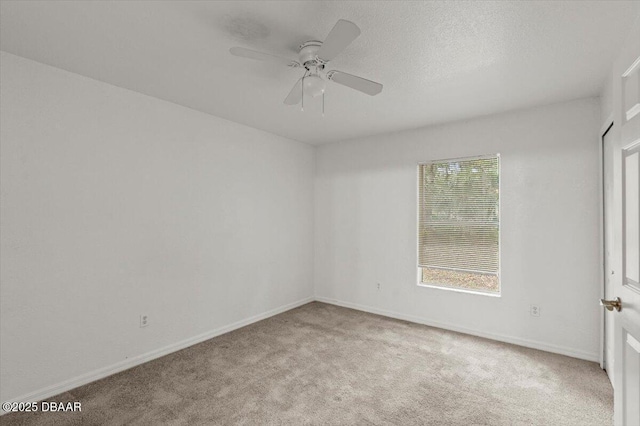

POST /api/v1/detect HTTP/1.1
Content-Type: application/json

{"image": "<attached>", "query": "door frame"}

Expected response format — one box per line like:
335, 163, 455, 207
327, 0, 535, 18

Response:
600, 114, 614, 371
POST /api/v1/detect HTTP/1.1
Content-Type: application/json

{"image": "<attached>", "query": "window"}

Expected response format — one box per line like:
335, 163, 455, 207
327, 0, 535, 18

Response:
418, 155, 500, 294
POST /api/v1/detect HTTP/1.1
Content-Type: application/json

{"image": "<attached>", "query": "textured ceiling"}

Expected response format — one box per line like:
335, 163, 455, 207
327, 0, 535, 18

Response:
1, 1, 638, 144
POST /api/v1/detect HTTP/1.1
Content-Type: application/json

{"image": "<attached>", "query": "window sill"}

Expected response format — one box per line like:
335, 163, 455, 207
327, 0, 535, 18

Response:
417, 282, 501, 297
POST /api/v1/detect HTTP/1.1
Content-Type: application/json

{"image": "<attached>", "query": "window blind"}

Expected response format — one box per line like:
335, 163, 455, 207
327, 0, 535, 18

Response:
418, 156, 499, 275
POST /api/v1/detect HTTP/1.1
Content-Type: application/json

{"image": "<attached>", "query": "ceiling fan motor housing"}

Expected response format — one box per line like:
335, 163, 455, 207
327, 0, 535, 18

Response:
298, 41, 324, 67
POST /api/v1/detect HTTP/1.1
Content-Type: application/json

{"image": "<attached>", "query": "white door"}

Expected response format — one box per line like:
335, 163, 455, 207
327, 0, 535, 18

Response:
617, 140, 640, 425
603, 50, 640, 426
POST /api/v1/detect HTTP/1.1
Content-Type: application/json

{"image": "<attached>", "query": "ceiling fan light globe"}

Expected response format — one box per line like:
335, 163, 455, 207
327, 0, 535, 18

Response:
304, 75, 326, 97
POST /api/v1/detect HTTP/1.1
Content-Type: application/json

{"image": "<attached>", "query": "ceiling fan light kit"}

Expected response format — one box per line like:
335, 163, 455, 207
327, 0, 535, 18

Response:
229, 19, 383, 114
303, 75, 325, 98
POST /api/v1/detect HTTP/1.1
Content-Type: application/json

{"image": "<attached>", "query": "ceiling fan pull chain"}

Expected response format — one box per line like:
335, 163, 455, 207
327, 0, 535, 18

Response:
301, 75, 304, 111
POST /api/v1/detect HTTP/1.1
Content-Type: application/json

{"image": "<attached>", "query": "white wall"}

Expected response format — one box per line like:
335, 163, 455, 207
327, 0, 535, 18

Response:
0, 48, 607, 404
0, 52, 314, 402
601, 74, 614, 125
314, 98, 602, 360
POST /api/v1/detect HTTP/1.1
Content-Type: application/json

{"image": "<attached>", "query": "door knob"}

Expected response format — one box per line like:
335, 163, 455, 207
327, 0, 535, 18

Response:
600, 297, 622, 312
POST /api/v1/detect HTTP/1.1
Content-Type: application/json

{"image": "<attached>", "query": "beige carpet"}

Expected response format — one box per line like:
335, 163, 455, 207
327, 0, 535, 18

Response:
2, 302, 612, 425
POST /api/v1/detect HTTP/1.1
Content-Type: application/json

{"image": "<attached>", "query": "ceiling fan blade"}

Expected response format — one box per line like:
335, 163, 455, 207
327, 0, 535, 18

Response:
229, 47, 299, 67
284, 78, 303, 105
316, 19, 361, 61
328, 71, 383, 96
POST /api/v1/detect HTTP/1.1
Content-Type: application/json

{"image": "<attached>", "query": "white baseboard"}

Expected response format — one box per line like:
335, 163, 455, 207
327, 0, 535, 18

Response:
1, 296, 314, 410
315, 296, 599, 362
3, 294, 599, 410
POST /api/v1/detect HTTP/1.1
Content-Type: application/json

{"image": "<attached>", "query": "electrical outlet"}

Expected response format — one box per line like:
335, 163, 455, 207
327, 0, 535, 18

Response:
530, 305, 540, 317
140, 314, 149, 328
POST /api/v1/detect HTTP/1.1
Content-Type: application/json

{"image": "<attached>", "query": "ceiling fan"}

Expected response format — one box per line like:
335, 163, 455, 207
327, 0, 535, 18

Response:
229, 19, 383, 109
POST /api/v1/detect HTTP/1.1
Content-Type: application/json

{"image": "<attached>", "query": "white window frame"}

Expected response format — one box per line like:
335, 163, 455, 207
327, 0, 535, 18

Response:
416, 154, 501, 297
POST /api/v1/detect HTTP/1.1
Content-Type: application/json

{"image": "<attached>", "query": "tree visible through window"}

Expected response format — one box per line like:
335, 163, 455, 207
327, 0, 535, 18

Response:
418, 155, 500, 293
